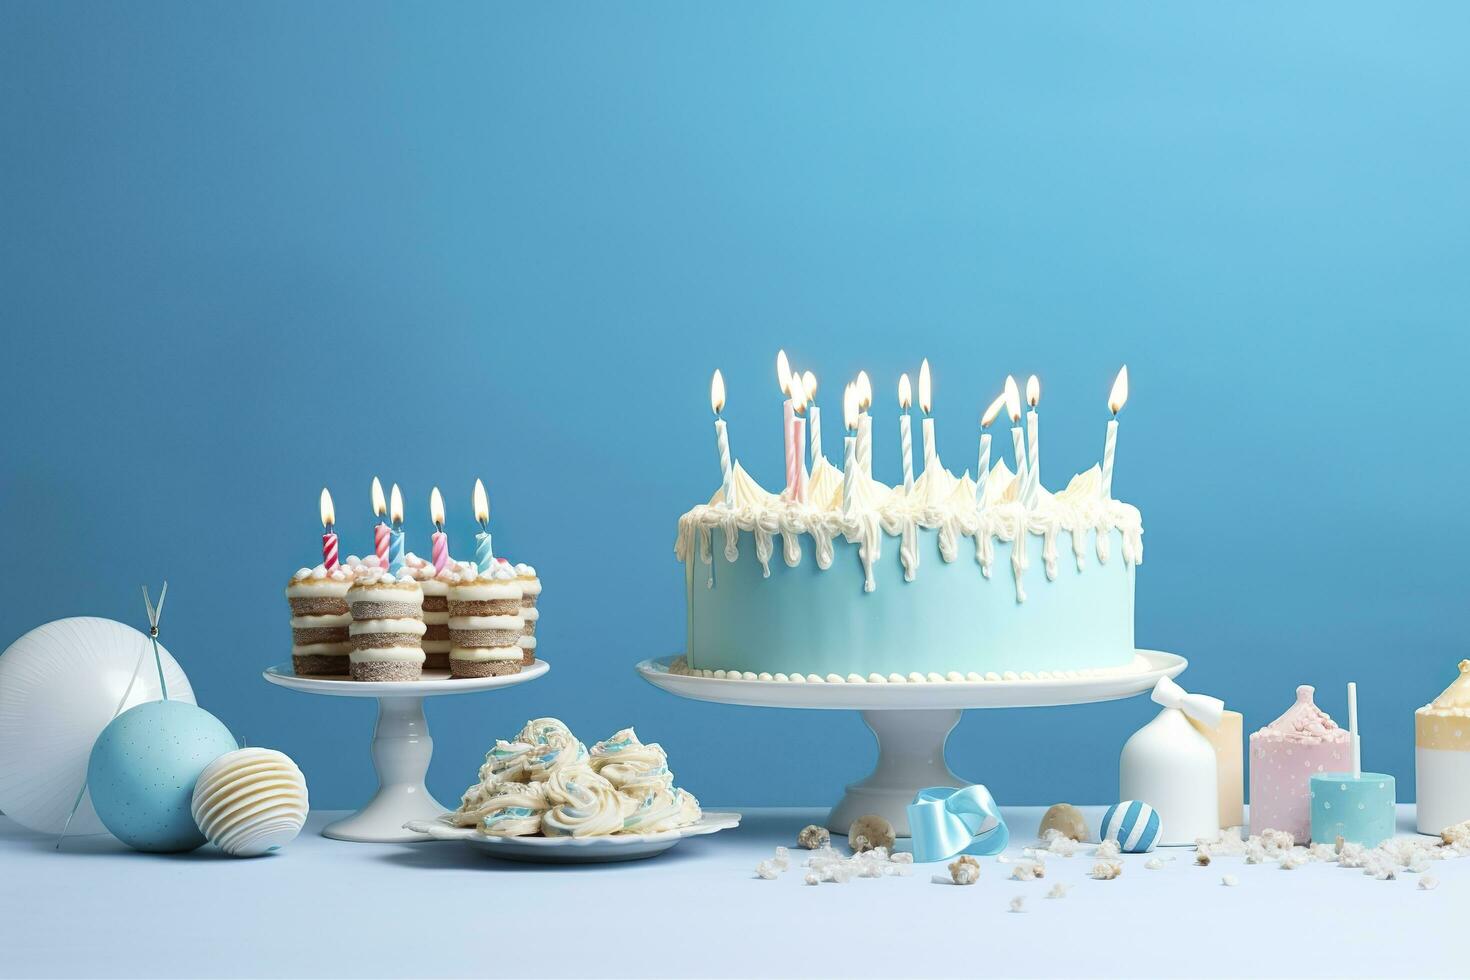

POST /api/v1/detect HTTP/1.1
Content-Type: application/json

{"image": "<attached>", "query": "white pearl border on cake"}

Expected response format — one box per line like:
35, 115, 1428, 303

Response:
666, 654, 1152, 684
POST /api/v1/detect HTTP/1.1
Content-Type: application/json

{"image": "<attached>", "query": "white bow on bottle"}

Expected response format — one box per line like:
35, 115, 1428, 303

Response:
1151, 675, 1224, 730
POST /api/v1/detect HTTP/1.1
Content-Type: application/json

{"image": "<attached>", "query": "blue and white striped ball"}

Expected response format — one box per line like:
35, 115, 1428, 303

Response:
1099, 800, 1162, 853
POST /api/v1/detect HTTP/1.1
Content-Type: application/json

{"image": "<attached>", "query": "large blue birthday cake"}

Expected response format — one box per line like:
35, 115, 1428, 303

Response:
674, 369, 1143, 683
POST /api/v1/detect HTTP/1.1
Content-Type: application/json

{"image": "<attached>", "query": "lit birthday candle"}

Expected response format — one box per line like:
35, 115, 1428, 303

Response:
977, 393, 1005, 506
370, 477, 390, 568
320, 488, 338, 570
897, 373, 914, 492
1004, 375, 1026, 501
777, 349, 793, 480
788, 371, 809, 503
1024, 374, 1041, 508
711, 369, 733, 508
842, 382, 858, 516
919, 358, 936, 472
855, 370, 873, 477
429, 487, 449, 573
1101, 365, 1128, 500
472, 478, 494, 572
804, 370, 822, 465
388, 483, 406, 575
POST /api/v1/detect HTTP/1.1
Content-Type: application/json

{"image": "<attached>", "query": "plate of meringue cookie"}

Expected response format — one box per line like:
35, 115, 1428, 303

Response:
403, 717, 740, 863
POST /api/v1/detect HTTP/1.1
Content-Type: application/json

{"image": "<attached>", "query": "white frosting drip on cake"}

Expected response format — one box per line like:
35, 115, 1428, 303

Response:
675, 460, 1142, 599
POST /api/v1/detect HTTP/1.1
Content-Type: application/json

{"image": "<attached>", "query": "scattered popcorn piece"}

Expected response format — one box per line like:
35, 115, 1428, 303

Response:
771, 846, 790, 872
755, 861, 778, 880
1046, 882, 1069, 899
804, 872, 820, 886
1090, 860, 1123, 880
1441, 820, 1470, 847
949, 855, 981, 885
1011, 862, 1044, 882
1095, 839, 1121, 860
1145, 857, 1165, 870
1420, 875, 1440, 891
1195, 850, 1212, 867
890, 852, 914, 865
798, 824, 830, 850
1280, 848, 1309, 870
1308, 842, 1337, 861
1338, 842, 1368, 869
1043, 832, 1081, 857
1008, 896, 1027, 913
1222, 874, 1239, 887
849, 814, 896, 854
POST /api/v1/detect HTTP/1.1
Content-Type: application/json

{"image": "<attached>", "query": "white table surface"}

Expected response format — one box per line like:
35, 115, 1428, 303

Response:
1, 806, 1458, 979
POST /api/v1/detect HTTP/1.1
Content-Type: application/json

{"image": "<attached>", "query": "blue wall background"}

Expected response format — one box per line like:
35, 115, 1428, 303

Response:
3, 3, 1467, 810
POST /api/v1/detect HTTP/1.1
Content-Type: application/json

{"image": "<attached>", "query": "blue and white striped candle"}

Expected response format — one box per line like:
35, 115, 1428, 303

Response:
388, 483, 406, 575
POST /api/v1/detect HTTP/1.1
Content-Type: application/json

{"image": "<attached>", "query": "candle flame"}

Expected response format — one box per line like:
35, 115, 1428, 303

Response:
843, 383, 858, 431
776, 349, 791, 396
856, 370, 872, 411
898, 373, 912, 411
710, 368, 726, 415
389, 483, 403, 525
371, 477, 387, 518
1004, 375, 1021, 422
1026, 374, 1040, 409
1109, 365, 1129, 415
319, 488, 335, 529
981, 393, 1006, 428
802, 370, 817, 401
473, 478, 489, 527
918, 359, 932, 415
430, 486, 444, 529
790, 370, 809, 415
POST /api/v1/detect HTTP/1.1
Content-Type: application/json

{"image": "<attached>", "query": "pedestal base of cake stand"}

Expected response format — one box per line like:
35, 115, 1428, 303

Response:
262, 661, 549, 843
636, 650, 1185, 837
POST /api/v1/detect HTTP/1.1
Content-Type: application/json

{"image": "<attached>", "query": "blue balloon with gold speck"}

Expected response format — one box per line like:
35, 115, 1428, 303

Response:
87, 700, 237, 852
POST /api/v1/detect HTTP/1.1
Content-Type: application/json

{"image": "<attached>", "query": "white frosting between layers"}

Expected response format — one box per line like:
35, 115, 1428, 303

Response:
289, 613, 351, 628
674, 461, 1142, 600
448, 582, 524, 602
666, 654, 1152, 684
347, 579, 424, 603
448, 615, 524, 631
522, 607, 540, 623
518, 635, 538, 650
349, 618, 428, 637
449, 646, 523, 662
349, 647, 425, 663
292, 641, 352, 656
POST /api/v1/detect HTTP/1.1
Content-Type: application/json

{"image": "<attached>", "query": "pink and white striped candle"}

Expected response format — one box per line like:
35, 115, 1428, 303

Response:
371, 477, 390, 567
429, 486, 449, 573
319, 488, 338, 570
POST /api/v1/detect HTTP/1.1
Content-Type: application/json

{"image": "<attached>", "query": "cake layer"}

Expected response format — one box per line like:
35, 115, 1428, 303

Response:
686, 525, 1134, 678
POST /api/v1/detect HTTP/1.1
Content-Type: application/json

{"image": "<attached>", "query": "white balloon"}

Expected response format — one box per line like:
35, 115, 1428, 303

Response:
0, 617, 195, 835
192, 748, 309, 857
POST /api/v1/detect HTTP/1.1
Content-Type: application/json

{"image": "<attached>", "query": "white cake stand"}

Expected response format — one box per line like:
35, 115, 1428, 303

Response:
637, 650, 1184, 836
263, 661, 549, 843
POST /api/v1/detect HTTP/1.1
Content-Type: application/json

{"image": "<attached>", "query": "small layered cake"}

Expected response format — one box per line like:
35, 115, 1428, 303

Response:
447, 562, 524, 678
1249, 685, 1351, 842
1416, 659, 1470, 835
404, 553, 462, 672
515, 562, 541, 666
346, 569, 426, 681
286, 564, 356, 676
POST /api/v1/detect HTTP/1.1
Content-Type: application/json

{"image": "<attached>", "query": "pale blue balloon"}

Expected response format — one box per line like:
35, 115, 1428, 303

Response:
87, 700, 237, 853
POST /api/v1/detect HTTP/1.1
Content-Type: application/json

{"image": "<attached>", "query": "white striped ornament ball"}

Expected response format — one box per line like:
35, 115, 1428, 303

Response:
1099, 800, 1162, 853
191, 748, 309, 857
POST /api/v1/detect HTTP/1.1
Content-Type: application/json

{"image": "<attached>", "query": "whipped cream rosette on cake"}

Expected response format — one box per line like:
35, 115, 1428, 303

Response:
445, 562, 524, 678
285, 563, 357, 675
345, 567, 426, 681
450, 718, 702, 838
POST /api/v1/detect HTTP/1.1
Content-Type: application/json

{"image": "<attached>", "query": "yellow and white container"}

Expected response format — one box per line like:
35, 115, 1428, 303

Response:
1416, 659, 1470, 835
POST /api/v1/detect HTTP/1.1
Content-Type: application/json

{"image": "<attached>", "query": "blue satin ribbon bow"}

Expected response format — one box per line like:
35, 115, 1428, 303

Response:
907, 785, 1010, 863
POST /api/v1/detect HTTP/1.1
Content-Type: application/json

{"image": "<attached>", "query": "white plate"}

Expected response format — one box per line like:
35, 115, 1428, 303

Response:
636, 650, 1186, 710
402, 811, 742, 863
262, 659, 548, 698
